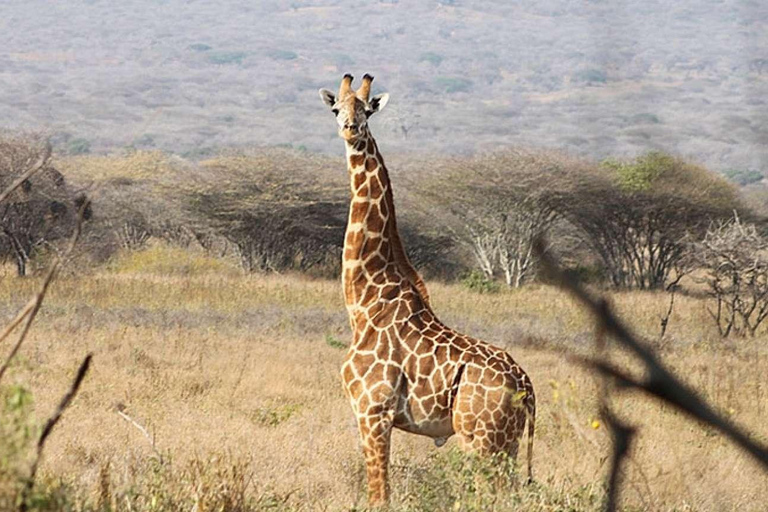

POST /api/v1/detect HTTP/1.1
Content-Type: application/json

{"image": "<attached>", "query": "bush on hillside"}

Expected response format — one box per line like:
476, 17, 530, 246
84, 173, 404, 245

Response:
562, 151, 742, 289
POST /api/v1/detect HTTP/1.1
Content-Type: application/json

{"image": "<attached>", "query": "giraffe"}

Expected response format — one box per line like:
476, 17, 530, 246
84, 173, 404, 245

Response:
319, 74, 536, 508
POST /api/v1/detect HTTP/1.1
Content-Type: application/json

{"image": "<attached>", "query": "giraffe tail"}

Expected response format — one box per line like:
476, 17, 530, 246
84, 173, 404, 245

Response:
525, 391, 536, 484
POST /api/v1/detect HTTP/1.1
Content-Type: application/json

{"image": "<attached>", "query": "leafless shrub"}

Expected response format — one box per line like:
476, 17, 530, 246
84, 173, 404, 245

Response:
0, 132, 81, 276
693, 213, 768, 337
420, 149, 573, 287
113, 219, 151, 250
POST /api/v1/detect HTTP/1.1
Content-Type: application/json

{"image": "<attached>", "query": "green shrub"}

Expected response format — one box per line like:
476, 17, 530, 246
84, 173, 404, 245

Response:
396, 447, 603, 511
461, 270, 500, 294
572, 68, 607, 84
723, 168, 764, 186
325, 334, 346, 350
267, 49, 298, 61
67, 137, 91, 155
207, 51, 248, 65
419, 52, 444, 66
188, 43, 212, 52
630, 112, 661, 124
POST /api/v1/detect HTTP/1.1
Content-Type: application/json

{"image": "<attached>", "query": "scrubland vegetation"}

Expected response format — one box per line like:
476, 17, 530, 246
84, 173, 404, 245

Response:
0, 248, 767, 510
0, 127, 767, 510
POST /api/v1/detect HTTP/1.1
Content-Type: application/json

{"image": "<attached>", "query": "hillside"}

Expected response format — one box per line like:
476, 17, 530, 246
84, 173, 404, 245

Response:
1, 0, 768, 175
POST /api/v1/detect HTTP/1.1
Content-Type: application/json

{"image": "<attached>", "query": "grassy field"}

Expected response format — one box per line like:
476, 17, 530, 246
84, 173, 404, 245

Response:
1, 245, 766, 511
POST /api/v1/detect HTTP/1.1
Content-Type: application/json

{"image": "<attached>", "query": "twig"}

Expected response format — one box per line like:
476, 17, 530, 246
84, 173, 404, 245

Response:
0, 299, 35, 346
19, 354, 92, 512
534, 237, 768, 471
659, 286, 677, 342
115, 403, 163, 462
0, 198, 90, 383
0, 142, 51, 204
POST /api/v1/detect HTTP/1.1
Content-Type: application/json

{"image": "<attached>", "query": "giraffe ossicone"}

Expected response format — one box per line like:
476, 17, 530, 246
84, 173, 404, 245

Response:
319, 74, 536, 508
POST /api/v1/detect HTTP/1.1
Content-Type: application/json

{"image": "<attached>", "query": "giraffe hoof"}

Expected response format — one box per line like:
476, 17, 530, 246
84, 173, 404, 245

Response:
434, 437, 448, 447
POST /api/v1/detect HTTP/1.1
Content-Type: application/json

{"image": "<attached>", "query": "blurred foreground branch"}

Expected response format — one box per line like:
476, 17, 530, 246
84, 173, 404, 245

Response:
19, 354, 92, 512
0, 142, 51, 204
534, 237, 768, 510
0, 198, 90, 382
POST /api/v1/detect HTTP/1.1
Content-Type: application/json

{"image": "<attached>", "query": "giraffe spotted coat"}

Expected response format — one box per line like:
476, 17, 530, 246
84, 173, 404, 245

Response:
320, 74, 535, 507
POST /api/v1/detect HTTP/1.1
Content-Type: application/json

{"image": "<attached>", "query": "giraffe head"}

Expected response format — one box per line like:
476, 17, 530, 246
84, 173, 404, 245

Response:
319, 74, 390, 142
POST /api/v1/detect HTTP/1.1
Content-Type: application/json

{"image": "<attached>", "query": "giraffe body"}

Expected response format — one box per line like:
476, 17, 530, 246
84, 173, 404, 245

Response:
320, 74, 535, 507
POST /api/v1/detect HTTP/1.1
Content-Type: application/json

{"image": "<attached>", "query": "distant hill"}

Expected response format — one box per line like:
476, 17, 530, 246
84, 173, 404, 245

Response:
1, 0, 767, 176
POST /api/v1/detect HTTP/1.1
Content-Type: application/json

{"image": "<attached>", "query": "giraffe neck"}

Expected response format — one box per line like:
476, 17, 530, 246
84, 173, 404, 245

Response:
342, 129, 432, 314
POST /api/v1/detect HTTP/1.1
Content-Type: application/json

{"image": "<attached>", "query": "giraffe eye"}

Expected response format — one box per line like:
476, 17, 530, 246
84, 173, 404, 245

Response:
332, 108, 339, 116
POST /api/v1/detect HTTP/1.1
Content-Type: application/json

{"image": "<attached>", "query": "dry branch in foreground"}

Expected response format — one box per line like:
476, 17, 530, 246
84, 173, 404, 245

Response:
19, 354, 92, 512
0, 198, 91, 382
534, 237, 768, 510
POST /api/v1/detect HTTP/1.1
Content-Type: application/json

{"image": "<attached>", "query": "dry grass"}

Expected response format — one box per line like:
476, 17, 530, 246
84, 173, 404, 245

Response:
1, 245, 766, 510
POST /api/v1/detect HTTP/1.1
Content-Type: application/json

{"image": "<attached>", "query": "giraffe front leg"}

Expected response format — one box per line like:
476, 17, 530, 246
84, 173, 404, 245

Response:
358, 411, 394, 508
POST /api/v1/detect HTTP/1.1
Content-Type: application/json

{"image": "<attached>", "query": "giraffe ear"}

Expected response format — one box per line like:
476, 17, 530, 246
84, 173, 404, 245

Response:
319, 89, 336, 108
368, 93, 390, 115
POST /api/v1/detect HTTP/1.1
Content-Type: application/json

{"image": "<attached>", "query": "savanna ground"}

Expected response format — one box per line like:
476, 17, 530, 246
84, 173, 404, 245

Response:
1, 244, 767, 511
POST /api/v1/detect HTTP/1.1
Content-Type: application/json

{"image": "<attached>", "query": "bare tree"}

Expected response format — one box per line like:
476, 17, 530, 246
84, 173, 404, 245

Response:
422, 150, 571, 287
179, 149, 348, 275
694, 213, 768, 337
0, 132, 79, 276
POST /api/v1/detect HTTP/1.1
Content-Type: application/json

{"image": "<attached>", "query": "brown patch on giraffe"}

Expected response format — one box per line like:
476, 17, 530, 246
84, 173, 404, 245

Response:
375, 338, 391, 360
372, 272, 387, 285
345, 246, 360, 260
353, 352, 376, 371
358, 393, 370, 413
361, 284, 379, 305
366, 362, 386, 382
344, 267, 363, 301
367, 139, 375, 153
348, 379, 364, 398
409, 314, 426, 331
395, 301, 411, 322
367, 205, 384, 233
353, 273, 367, 302
352, 171, 366, 190
350, 154, 366, 167
369, 176, 383, 199
417, 355, 435, 376
371, 305, 396, 328
365, 255, 386, 275
356, 331, 377, 352
346, 229, 364, 247
380, 284, 399, 301
422, 396, 437, 415
351, 201, 369, 224
453, 337, 470, 350
354, 139, 367, 151
361, 236, 381, 260
385, 364, 399, 382
365, 157, 378, 172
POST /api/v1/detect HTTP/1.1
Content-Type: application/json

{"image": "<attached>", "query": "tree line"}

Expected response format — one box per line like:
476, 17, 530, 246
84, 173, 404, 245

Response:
2, 130, 767, 336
